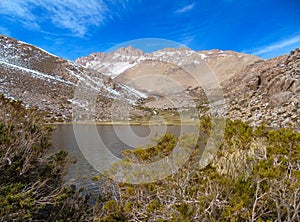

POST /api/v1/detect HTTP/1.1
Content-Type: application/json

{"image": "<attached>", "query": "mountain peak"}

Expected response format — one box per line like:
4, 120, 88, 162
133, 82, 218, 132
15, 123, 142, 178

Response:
76, 46, 262, 79
0, 35, 298, 128
114, 45, 144, 56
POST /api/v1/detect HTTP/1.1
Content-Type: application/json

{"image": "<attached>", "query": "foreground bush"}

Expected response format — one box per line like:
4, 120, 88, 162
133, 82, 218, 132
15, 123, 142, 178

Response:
98, 118, 300, 221
2, 93, 298, 221
0, 95, 93, 221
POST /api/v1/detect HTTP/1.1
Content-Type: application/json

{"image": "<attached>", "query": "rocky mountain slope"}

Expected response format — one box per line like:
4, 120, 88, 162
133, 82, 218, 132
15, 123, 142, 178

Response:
78, 46, 299, 129
0, 35, 298, 128
77, 47, 262, 90
0, 35, 146, 121
226, 48, 300, 129
77, 47, 262, 109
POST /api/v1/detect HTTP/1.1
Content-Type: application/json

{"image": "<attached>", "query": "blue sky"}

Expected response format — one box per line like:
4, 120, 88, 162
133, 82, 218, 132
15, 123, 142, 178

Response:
0, 0, 299, 60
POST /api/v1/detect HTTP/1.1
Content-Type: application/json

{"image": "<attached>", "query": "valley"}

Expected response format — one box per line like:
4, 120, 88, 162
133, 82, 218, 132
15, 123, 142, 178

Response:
0, 34, 299, 221
1, 35, 298, 129
1, 0, 300, 220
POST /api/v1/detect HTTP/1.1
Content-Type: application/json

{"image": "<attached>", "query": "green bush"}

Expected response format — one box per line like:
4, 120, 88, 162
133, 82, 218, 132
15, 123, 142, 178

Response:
98, 118, 300, 221
0, 95, 94, 221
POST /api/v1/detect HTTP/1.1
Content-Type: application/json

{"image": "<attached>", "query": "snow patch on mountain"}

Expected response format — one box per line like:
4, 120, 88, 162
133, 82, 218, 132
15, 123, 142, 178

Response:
76, 47, 217, 79
118, 83, 147, 99
0, 60, 75, 85
110, 62, 137, 77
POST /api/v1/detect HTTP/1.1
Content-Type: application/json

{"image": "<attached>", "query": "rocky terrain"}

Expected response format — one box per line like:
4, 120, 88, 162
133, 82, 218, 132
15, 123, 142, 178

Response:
78, 46, 299, 129
76, 47, 261, 83
77, 47, 261, 109
0, 35, 298, 128
0, 35, 146, 121
226, 48, 300, 129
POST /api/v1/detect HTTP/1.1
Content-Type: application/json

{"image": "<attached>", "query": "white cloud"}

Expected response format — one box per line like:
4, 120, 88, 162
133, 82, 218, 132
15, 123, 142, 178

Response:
179, 34, 194, 46
0, 0, 40, 29
175, 3, 195, 14
0, 0, 109, 37
249, 34, 300, 55
0, 1, 35, 20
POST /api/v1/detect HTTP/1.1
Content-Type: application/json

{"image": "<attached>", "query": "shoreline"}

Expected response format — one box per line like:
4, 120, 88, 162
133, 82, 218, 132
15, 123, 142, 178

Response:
48, 120, 199, 126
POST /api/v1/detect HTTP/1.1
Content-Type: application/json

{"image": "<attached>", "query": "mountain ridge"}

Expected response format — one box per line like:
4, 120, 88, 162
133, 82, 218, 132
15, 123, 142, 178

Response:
0, 35, 298, 129
0, 35, 147, 121
76, 46, 263, 81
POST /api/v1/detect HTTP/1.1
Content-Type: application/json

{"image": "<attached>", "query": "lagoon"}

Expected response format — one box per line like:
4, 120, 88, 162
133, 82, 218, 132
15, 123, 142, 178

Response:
52, 124, 194, 190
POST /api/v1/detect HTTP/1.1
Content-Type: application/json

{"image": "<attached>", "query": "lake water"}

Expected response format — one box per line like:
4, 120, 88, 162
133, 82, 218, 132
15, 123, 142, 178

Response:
51, 124, 196, 190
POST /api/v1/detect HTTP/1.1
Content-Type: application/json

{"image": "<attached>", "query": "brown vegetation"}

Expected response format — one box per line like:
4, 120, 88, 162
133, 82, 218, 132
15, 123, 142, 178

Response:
0, 95, 93, 221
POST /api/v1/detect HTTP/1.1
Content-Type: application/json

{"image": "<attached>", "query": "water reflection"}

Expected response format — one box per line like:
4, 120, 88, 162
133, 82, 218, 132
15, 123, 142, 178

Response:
52, 124, 185, 190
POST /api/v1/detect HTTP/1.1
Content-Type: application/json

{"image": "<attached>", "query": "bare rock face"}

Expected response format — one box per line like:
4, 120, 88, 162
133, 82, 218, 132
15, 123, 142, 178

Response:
227, 48, 300, 129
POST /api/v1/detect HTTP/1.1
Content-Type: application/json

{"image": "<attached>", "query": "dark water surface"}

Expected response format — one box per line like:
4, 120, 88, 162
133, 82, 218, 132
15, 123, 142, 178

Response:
52, 124, 189, 190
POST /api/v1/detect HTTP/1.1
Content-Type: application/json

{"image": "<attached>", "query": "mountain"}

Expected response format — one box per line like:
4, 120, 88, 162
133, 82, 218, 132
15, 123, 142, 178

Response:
0, 35, 146, 121
0, 35, 298, 128
76, 47, 262, 89
76, 47, 262, 109
77, 46, 299, 129
226, 48, 300, 128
